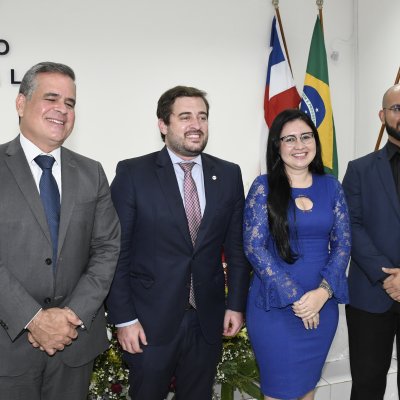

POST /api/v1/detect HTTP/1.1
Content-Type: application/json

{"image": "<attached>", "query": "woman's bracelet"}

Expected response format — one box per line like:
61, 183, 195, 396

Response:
319, 280, 333, 299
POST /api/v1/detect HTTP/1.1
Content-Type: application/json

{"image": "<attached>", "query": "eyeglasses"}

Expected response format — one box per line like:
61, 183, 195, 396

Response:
383, 105, 400, 114
279, 132, 315, 146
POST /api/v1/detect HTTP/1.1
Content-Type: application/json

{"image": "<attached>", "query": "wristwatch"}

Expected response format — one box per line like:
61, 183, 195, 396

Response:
319, 280, 333, 299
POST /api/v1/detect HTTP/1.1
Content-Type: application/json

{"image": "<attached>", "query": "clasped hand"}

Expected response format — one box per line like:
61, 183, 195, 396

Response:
27, 307, 82, 355
292, 288, 329, 330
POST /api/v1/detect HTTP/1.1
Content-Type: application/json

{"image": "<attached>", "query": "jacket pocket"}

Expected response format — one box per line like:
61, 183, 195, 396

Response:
130, 272, 154, 288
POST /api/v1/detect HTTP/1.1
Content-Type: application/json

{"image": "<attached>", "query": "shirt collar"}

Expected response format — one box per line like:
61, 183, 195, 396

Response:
386, 140, 400, 160
19, 133, 61, 166
166, 146, 202, 166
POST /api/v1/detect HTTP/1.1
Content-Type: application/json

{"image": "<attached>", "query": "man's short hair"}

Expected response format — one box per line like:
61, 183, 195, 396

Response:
19, 62, 75, 99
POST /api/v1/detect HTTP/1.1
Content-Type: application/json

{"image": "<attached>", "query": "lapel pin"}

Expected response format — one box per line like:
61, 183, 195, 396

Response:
212, 175, 217, 180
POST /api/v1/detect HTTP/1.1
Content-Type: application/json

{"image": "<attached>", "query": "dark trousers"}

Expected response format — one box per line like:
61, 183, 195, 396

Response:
125, 309, 222, 400
346, 304, 400, 400
0, 354, 93, 400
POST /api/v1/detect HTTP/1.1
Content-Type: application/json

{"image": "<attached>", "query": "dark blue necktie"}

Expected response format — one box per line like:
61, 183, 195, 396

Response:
34, 155, 60, 268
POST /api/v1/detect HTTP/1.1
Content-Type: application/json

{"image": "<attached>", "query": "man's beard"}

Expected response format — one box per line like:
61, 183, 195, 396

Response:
167, 130, 208, 158
386, 123, 400, 141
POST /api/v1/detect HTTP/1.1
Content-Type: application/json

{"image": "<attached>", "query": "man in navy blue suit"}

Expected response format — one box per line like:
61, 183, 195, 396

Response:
343, 84, 400, 400
106, 86, 250, 400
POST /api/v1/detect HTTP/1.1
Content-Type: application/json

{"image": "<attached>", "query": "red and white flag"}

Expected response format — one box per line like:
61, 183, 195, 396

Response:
264, 16, 300, 128
260, 16, 300, 173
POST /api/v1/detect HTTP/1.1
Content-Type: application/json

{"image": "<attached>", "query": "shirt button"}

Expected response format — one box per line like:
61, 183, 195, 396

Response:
45, 258, 52, 265
44, 297, 52, 304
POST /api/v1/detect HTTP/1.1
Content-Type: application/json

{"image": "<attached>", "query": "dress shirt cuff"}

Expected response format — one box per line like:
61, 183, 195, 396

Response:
25, 308, 43, 329
115, 319, 138, 328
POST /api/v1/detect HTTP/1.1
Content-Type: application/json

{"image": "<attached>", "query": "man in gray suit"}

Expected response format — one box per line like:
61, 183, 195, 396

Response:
0, 62, 120, 400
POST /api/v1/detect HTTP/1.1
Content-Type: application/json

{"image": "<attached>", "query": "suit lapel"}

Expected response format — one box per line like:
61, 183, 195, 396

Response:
57, 148, 78, 257
195, 154, 219, 250
4, 137, 51, 244
376, 146, 400, 220
155, 147, 193, 248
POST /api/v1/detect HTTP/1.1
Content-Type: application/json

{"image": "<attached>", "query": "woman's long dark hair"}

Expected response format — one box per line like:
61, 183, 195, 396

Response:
266, 109, 324, 263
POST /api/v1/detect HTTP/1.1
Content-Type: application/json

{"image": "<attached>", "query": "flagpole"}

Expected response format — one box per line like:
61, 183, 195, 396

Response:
316, 0, 324, 30
375, 66, 400, 150
272, 0, 294, 73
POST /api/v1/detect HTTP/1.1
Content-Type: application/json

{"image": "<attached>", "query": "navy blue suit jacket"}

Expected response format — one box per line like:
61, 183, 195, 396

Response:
342, 144, 400, 313
106, 147, 250, 344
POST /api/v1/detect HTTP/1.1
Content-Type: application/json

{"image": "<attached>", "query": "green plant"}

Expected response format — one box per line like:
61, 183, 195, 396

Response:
88, 326, 129, 399
215, 327, 263, 400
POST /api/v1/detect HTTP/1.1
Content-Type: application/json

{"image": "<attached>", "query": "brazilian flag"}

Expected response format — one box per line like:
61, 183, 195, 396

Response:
301, 16, 338, 177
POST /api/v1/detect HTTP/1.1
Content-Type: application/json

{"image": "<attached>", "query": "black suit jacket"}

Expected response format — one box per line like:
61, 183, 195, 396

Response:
342, 144, 400, 313
106, 147, 250, 344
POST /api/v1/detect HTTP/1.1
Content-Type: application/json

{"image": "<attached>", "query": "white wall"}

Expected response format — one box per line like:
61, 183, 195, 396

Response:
356, 0, 400, 157
1, 1, 399, 181
0, 0, 355, 188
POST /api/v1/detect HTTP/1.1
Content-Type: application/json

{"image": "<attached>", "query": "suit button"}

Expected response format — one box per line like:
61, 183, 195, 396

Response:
44, 297, 52, 304
45, 258, 52, 265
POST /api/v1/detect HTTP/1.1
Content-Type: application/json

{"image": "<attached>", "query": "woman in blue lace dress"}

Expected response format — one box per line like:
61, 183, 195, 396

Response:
244, 109, 350, 400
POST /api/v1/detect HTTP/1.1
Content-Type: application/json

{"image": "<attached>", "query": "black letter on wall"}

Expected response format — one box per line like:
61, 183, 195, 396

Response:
0, 39, 10, 55
11, 69, 21, 84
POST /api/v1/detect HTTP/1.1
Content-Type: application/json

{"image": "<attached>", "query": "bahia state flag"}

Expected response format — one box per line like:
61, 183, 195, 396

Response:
300, 16, 338, 177
264, 16, 300, 128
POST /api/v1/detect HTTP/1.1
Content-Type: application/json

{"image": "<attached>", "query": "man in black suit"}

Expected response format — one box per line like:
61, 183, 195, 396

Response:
106, 86, 250, 400
343, 84, 400, 399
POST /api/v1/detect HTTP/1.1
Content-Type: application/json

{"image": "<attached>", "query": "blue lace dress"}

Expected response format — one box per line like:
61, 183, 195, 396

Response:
244, 174, 350, 399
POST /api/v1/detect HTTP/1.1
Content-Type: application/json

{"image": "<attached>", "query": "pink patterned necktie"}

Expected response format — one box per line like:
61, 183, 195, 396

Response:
179, 162, 202, 308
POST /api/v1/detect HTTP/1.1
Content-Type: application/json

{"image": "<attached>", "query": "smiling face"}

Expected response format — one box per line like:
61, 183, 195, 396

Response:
279, 119, 316, 175
159, 96, 208, 160
16, 72, 76, 153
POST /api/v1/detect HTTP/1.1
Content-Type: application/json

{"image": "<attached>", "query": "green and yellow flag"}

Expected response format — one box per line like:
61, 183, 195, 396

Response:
300, 16, 338, 177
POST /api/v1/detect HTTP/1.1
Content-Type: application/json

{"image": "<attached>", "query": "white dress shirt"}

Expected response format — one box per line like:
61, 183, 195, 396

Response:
19, 133, 62, 197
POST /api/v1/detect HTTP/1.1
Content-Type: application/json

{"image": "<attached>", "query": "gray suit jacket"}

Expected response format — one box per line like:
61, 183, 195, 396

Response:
0, 136, 120, 375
